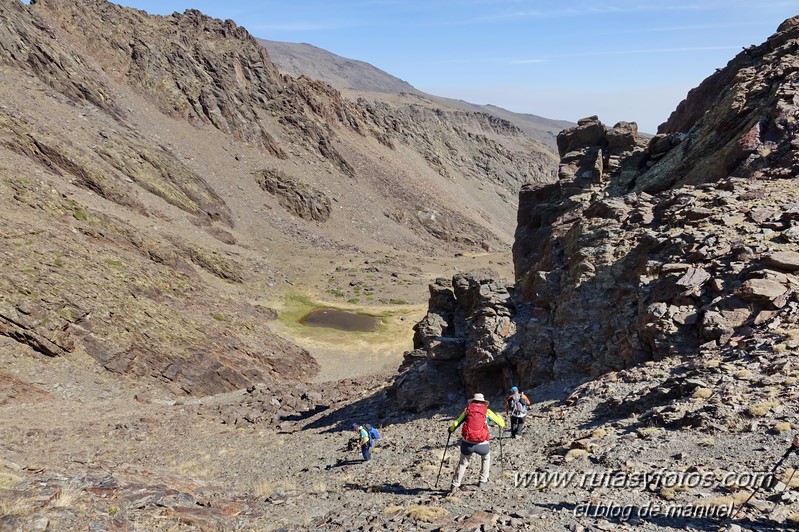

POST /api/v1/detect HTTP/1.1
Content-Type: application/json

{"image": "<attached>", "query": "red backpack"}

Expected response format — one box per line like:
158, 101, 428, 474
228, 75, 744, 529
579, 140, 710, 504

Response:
461, 402, 490, 442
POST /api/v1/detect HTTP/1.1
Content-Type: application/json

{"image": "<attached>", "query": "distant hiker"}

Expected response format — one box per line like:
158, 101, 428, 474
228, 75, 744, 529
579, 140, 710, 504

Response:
505, 386, 531, 438
447, 393, 505, 493
352, 423, 371, 462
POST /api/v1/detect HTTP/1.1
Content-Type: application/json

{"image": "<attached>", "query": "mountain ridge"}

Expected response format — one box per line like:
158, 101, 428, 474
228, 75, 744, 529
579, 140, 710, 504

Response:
258, 37, 575, 149
0, 0, 565, 397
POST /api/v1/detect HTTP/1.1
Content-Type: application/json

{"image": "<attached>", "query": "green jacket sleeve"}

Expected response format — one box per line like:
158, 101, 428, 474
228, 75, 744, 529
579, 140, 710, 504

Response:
487, 408, 505, 428
449, 410, 467, 433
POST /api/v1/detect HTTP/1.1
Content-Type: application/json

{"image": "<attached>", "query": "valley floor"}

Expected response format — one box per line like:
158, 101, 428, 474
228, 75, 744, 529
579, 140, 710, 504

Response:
2, 328, 799, 531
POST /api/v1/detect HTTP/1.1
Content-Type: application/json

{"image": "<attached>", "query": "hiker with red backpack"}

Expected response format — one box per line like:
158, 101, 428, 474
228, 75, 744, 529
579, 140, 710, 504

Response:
447, 393, 505, 494
505, 386, 531, 438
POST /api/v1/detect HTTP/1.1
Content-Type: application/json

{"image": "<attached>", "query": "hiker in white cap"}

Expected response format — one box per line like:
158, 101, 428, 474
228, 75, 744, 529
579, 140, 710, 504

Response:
447, 392, 505, 493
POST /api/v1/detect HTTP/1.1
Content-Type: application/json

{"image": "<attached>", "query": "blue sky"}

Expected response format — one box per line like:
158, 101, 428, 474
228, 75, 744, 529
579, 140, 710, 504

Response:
94, 2, 799, 133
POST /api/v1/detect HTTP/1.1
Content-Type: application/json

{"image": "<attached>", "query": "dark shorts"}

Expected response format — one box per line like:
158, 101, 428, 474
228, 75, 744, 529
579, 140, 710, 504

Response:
460, 440, 490, 456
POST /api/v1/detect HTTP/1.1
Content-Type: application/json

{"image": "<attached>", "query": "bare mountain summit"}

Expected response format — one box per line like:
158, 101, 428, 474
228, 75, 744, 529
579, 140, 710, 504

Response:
258, 38, 418, 94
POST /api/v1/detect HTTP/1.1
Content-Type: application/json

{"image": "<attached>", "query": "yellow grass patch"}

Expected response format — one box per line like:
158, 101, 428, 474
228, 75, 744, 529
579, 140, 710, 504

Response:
637, 427, 662, 438
249, 480, 273, 499
699, 491, 751, 507
0, 470, 23, 489
405, 505, 449, 522
779, 468, 799, 488
747, 402, 779, 418
659, 487, 677, 501
50, 483, 83, 508
591, 428, 608, 439
773, 422, 793, 433
565, 449, 589, 462
170, 459, 211, 478
692, 388, 713, 399
0, 496, 36, 517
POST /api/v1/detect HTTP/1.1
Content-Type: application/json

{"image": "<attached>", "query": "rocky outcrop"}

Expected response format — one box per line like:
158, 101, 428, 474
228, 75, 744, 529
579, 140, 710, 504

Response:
0, 301, 75, 358
391, 270, 517, 411
357, 97, 557, 191
640, 17, 799, 192
393, 18, 799, 410
256, 168, 331, 222
0, 0, 120, 117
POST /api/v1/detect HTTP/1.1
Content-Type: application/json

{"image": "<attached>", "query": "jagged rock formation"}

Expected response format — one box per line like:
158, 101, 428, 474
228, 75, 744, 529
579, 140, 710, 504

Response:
392, 270, 517, 411
393, 17, 799, 411
256, 168, 332, 222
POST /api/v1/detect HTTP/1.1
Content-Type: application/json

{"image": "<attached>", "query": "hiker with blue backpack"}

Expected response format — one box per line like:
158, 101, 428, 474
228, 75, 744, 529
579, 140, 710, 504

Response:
352, 423, 380, 462
446, 393, 505, 494
505, 386, 531, 438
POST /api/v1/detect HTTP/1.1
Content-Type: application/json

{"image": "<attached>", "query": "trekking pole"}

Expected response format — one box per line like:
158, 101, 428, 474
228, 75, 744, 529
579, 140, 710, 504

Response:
733, 445, 796, 519
499, 422, 504, 473
435, 431, 452, 488
766, 464, 799, 520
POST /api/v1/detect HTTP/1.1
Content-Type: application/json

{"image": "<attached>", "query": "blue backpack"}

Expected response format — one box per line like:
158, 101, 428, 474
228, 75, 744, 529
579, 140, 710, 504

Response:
365, 424, 380, 447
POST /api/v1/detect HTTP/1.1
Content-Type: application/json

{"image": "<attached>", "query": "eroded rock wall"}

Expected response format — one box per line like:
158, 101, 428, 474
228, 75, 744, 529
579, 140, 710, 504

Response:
392, 17, 799, 411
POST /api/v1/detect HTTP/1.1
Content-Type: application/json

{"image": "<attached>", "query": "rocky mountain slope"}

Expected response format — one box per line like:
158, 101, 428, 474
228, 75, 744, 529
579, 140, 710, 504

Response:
4, 0, 799, 531
258, 38, 419, 95
385, 15, 799, 529
0, 0, 555, 397
394, 15, 799, 411
258, 38, 574, 149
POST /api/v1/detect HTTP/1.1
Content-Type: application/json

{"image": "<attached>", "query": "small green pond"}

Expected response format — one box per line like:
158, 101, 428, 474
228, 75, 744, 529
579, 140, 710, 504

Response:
299, 308, 380, 332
